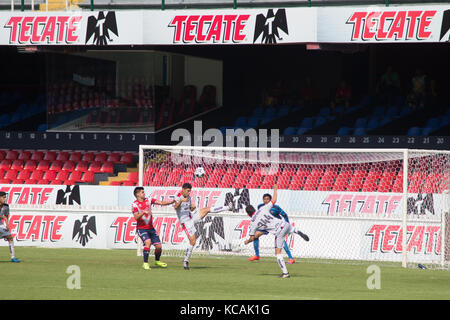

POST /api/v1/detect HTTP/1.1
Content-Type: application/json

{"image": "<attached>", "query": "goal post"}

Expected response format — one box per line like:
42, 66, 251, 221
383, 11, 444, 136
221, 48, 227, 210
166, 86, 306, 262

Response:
138, 145, 449, 269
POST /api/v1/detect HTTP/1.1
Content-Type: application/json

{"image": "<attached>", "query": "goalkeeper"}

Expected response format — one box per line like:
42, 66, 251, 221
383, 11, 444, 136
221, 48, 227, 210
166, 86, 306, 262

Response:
248, 193, 305, 264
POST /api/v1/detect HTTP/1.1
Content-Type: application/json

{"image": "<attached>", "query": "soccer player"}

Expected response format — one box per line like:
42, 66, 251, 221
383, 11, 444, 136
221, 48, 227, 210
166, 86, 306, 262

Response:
0, 191, 20, 263
132, 187, 174, 270
244, 186, 310, 278
249, 195, 297, 264
173, 182, 232, 270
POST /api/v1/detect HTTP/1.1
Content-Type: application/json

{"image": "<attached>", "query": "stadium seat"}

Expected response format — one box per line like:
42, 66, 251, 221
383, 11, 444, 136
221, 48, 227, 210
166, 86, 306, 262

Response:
337, 126, 351, 135
5, 150, 19, 160
17, 170, 32, 180
74, 161, 89, 172
422, 173, 440, 193
37, 179, 50, 184
50, 160, 63, 171
119, 153, 134, 165
30, 170, 44, 181
407, 127, 422, 136
81, 171, 95, 183
408, 172, 426, 193
88, 161, 102, 172
56, 171, 70, 181
43, 170, 58, 181
63, 180, 76, 185
30, 151, 44, 161
94, 152, 108, 162
127, 171, 139, 182
107, 153, 121, 163
109, 181, 122, 186
81, 152, 95, 162
43, 151, 57, 161
122, 181, 136, 186
69, 152, 82, 162
5, 170, 18, 181
0, 160, 11, 170
10, 160, 24, 171
100, 162, 114, 174
23, 179, 38, 185
68, 171, 82, 182
56, 151, 70, 161
18, 151, 32, 161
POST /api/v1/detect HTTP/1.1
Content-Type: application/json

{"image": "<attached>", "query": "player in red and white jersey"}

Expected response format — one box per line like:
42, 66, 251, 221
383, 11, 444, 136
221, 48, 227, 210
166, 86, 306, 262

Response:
173, 182, 233, 270
132, 187, 175, 270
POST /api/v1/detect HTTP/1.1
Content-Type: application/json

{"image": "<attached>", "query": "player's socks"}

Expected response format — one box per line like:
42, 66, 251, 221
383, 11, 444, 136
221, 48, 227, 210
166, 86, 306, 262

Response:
283, 241, 294, 260
184, 245, 194, 263
155, 248, 162, 261
143, 247, 150, 263
276, 254, 288, 274
253, 238, 260, 257
9, 241, 15, 259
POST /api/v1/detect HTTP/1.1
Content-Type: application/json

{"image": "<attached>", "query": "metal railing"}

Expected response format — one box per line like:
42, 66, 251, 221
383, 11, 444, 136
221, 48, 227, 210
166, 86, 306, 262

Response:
2, 0, 449, 12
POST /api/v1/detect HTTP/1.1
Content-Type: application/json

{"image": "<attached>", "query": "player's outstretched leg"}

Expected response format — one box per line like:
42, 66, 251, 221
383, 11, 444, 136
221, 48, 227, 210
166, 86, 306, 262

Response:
198, 203, 233, 219
293, 227, 309, 242
142, 239, 152, 270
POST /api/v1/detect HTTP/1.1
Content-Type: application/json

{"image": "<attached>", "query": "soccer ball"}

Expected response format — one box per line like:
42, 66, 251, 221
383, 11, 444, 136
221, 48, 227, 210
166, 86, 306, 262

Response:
194, 167, 206, 178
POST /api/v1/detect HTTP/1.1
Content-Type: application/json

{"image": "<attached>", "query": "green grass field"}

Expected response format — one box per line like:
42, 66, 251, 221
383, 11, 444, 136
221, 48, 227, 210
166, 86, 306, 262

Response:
2, 247, 450, 300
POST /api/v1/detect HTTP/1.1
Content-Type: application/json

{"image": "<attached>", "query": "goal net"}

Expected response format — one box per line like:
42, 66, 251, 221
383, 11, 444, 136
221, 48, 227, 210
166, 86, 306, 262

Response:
138, 146, 450, 269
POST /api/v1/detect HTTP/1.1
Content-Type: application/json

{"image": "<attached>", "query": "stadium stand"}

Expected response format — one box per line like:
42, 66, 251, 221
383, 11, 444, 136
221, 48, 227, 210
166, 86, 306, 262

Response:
0, 149, 138, 186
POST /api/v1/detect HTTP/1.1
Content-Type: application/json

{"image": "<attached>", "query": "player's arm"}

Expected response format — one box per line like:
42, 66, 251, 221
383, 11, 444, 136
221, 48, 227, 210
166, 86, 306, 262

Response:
271, 184, 278, 205
154, 199, 175, 206
1, 215, 9, 230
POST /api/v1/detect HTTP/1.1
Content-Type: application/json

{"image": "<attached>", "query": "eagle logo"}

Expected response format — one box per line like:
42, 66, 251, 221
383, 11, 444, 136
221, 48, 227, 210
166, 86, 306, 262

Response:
407, 193, 435, 215
253, 9, 289, 44
224, 188, 250, 213
56, 185, 81, 205
72, 215, 97, 247
86, 11, 119, 45
440, 9, 450, 42
195, 216, 225, 251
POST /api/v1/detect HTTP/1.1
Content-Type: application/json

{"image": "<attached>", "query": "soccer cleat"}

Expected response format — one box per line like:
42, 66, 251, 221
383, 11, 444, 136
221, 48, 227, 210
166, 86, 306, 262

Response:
10, 257, 20, 263
296, 230, 309, 242
183, 261, 190, 270
287, 259, 295, 264
142, 262, 151, 270
248, 255, 260, 261
155, 260, 167, 268
280, 273, 290, 278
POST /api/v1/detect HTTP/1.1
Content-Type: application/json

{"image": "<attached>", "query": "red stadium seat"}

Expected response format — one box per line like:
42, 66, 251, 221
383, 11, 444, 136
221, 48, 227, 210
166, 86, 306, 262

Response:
408, 172, 426, 193
43, 170, 58, 181
260, 175, 275, 189
94, 152, 108, 162
56, 171, 70, 181
30, 170, 44, 181
109, 181, 122, 186
100, 162, 114, 174
119, 153, 134, 165
23, 179, 38, 185
37, 179, 49, 184
24, 160, 37, 171
18, 151, 32, 161
289, 175, 306, 190
317, 175, 335, 191
10, 160, 23, 171
0, 150, 5, 161
5, 170, 18, 181
81, 171, 95, 183
69, 152, 82, 162
0, 179, 11, 184
127, 171, 139, 182
63, 180, 76, 185
36, 160, 50, 171
0, 160, 12, 170
303, 175, 321, 191
30, 151, 44, 161
49, 179, 63, 185
12, 179, 24, 184
43, 151, 57, 161
17, 170, 32, 180
122, 180, 136, 186
0, 168, 5, 179
277, 175, 291, 189
5, 150, 19, 160
56, 151, 70, 161
74, 161, 89, 172
422, 173, 440, 193
81, 152, 95, 162
69, 171, 82, 182
62, 161, 75, 171
49, 160, 63, 171
88, 161, 102, 172
107, 153, 121, 163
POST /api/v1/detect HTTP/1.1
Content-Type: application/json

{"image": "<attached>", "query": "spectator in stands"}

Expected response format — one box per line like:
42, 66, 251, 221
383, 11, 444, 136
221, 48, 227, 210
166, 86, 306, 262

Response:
299, 76, 318, 107
330, 80, 352, 110
406, 69, 427, 109
377, 66, 401, 105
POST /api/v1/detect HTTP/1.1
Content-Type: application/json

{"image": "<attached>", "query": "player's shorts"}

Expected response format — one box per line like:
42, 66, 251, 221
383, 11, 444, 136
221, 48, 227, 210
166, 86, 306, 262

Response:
179, 209, 201, 238
136, 228, 161, 245
0, 227, 11, 239
274, 222, 292, 249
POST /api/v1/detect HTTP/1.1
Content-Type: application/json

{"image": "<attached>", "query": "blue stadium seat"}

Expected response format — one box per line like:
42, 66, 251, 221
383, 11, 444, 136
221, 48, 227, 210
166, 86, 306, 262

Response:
441, 116, 450, 127
296, 127, 310, 135
37, 124, 47, 132
314, 116, 326, 127
354, 117, 367, 128
277, 105, 290, 118
337, 126, 352, 135
353, 127, 366, 136
425, 117, 440, 129
299, 117, 314, 129
372, 106, 384, 117
247, 116, 260, 128
386, 106, 398, 118
251, 106, 264, 118
319, 107, 330, 118
407, 127, 422, 136
399, 105, 412, 117
283, 127, 297, 135
367, 117, 379, 129
264, 107, 276, 119
422, 127, 435, 136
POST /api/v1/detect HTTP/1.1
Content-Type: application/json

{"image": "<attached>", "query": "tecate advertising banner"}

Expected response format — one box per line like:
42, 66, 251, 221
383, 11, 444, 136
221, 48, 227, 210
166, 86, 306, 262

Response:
0, 10, 143, 45
317, 5, 450, 43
